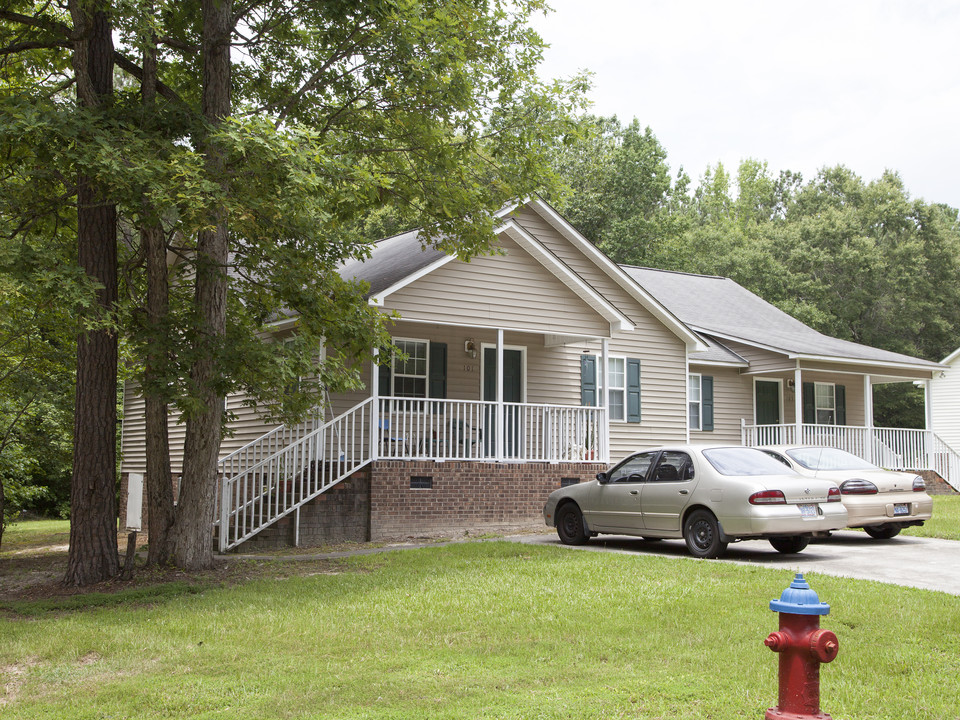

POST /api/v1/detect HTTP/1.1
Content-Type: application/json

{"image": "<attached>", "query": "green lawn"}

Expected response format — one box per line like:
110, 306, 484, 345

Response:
904, 494, 960, 540
2, 537, 959, 719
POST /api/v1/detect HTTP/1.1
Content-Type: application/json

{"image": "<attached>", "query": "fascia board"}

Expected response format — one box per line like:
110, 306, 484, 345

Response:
367, 254, 456, 306
497, 220, 634, 333
526, 198, 706, 351
941, 347, 960, 365
689, 359, 750, 368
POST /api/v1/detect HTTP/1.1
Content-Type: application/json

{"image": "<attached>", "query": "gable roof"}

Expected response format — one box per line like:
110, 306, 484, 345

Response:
621, 266, 943, 372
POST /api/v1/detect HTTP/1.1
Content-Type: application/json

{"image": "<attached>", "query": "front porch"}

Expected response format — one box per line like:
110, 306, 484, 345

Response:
741, 420, 960, 491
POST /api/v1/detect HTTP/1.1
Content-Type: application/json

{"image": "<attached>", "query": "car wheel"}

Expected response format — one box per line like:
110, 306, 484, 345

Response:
683, 509, 728, 559
769, 535, 810, 554
864, 524, 902, 540
556, 503, 589, 545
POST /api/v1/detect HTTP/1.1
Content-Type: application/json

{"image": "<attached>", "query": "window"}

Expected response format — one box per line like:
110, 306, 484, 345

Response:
393, 339, 428, 398
815, 383, 835, 425
599, 357, 626, 421
609, 451, 657, 483
688, 374, 702, 430
652, 451, 694, 482
688, 374, 714, 431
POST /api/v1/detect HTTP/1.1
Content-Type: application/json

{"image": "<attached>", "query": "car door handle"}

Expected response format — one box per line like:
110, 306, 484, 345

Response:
679, 489, 689, 495
630, 490, 639, 495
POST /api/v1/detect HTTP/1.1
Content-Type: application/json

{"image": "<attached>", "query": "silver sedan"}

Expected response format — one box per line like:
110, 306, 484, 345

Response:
758, 445, 934, 538
543, 445, 848, 558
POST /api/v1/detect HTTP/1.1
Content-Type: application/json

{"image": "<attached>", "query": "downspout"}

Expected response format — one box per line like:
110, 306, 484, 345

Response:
924, 378, 933, 470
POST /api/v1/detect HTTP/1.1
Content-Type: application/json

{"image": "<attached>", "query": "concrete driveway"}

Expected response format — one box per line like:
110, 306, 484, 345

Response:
515, 530, 960, 596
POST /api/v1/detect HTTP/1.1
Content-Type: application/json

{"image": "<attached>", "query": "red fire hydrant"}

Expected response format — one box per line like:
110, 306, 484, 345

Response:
763, 573, 839, 720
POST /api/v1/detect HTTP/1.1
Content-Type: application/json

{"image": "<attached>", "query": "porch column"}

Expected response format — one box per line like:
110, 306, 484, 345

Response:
496, 328, 504, 462
371, 347, 380, 461
924, 378, 933, 470
794, 365, 803, 444
601, 339, 610, 462
863, 374, 873, 464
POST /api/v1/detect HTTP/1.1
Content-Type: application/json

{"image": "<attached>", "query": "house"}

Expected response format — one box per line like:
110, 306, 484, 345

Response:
932, 347, 960, 459
119, 198, 955, 551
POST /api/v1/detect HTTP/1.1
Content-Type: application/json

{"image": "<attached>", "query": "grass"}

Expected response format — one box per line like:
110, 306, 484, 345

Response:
1, 518, 70, 554
904, 495, 960, 540
2, 537, 959, 719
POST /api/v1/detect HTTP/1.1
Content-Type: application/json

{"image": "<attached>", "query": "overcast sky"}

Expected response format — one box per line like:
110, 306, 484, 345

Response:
531, 0, 960, 209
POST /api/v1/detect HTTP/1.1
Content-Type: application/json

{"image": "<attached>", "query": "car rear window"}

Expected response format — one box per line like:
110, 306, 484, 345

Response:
702, 447, 800, 476
785, 447, 877, 471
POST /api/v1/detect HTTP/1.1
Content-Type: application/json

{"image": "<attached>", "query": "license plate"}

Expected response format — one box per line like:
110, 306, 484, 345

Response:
799, 504, 817, 518
894, 503, 910, 516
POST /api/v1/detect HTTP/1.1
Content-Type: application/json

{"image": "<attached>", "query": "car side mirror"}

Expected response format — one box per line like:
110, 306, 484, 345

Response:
596, 472, 609, 484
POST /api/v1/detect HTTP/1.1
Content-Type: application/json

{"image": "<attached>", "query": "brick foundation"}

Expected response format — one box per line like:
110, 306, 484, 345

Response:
912, 469, 958, 495
368, 460, 606, 541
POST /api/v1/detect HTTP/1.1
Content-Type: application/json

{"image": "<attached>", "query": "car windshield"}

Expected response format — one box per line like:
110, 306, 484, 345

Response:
785, 447, 877, 471
702, 447, 799, 476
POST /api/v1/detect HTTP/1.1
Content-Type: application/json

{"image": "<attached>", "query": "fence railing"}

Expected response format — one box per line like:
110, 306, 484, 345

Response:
377, 398, 607, 463
216, 398, 373, 552
741, 421, 960, 490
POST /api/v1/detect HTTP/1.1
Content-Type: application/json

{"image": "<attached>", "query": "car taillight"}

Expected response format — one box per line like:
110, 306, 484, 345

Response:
913, 475, 926, 492
749, 489, 786, 504
839, 478, 878, 495
827, 487, 841, 502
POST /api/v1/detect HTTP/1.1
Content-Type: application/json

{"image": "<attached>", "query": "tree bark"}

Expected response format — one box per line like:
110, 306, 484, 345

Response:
139, 6, 176, 567
170, 0, 232, 569
64, 1, 120, 586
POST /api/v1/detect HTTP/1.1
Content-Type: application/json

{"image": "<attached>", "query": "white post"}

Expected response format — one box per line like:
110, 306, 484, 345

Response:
601, 339, 610, 462
371, 347, 380, 462
924, 378, 933, 470
294, 506, 301, 548
863, 374, 874, 464
218, 472, 229, 553
496, 329, 504, 462
794, 365, 803, 444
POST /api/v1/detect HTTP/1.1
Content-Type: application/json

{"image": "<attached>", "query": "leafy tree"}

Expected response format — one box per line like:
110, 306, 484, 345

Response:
546, 115, 690, 268
2, 0, 581, 572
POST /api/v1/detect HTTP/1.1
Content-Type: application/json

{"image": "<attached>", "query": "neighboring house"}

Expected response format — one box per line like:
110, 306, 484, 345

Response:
932, 347, 960, 453
119, 198, 954, 551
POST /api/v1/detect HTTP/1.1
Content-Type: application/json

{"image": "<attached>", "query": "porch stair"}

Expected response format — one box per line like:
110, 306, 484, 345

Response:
214, 397, 374, 552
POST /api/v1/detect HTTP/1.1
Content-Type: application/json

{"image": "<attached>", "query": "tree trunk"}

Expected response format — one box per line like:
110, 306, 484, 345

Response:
170, 0, 232, 569
64, 1, 120, 586
139, 6, 176, 567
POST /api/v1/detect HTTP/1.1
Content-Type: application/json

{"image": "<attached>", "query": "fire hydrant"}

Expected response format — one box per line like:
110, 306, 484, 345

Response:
763, 573, 839, 720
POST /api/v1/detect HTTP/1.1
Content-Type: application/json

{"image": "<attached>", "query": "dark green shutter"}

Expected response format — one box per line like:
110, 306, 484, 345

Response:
835, 385, 846, 425
626, 358, 641, 423
701, 375, 714, 431
802, 382, 815, 424
428, 342, 447, 399
580, 354, 597, 406
378, 362, 392, 396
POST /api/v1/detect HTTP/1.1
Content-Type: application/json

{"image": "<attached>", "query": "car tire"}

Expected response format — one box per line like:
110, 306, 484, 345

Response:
864, 524, 902, 540
769, 535, 810, 554
556, 503, 589, 546
683, 509, 728, 559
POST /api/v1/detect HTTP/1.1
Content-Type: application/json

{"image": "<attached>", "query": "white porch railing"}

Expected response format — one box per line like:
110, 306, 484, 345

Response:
216, 398, 374, 552
377, 398, 608, 463
741, 420, 960, 491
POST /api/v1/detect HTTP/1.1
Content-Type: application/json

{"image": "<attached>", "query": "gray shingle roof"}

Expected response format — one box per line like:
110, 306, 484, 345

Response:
338, 229, 444, 296
621, 266, 941, 371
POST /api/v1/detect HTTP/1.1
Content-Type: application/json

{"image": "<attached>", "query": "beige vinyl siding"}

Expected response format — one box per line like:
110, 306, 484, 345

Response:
385, 234, 608, 336
932, 356, 960, 450
690, 366, 753, 444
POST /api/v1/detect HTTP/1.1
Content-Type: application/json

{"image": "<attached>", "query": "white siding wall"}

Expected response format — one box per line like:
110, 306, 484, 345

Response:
932, 354, 960, 450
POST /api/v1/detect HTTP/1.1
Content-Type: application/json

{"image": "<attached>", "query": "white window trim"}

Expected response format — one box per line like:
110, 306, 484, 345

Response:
598, 355, 627, 423
391, 337, 430, 398
688, 373, 703, 431
814, 381, 837, 426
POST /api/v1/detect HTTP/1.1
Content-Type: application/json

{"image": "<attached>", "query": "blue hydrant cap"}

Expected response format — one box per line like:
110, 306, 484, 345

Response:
769, 573, 830, 615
